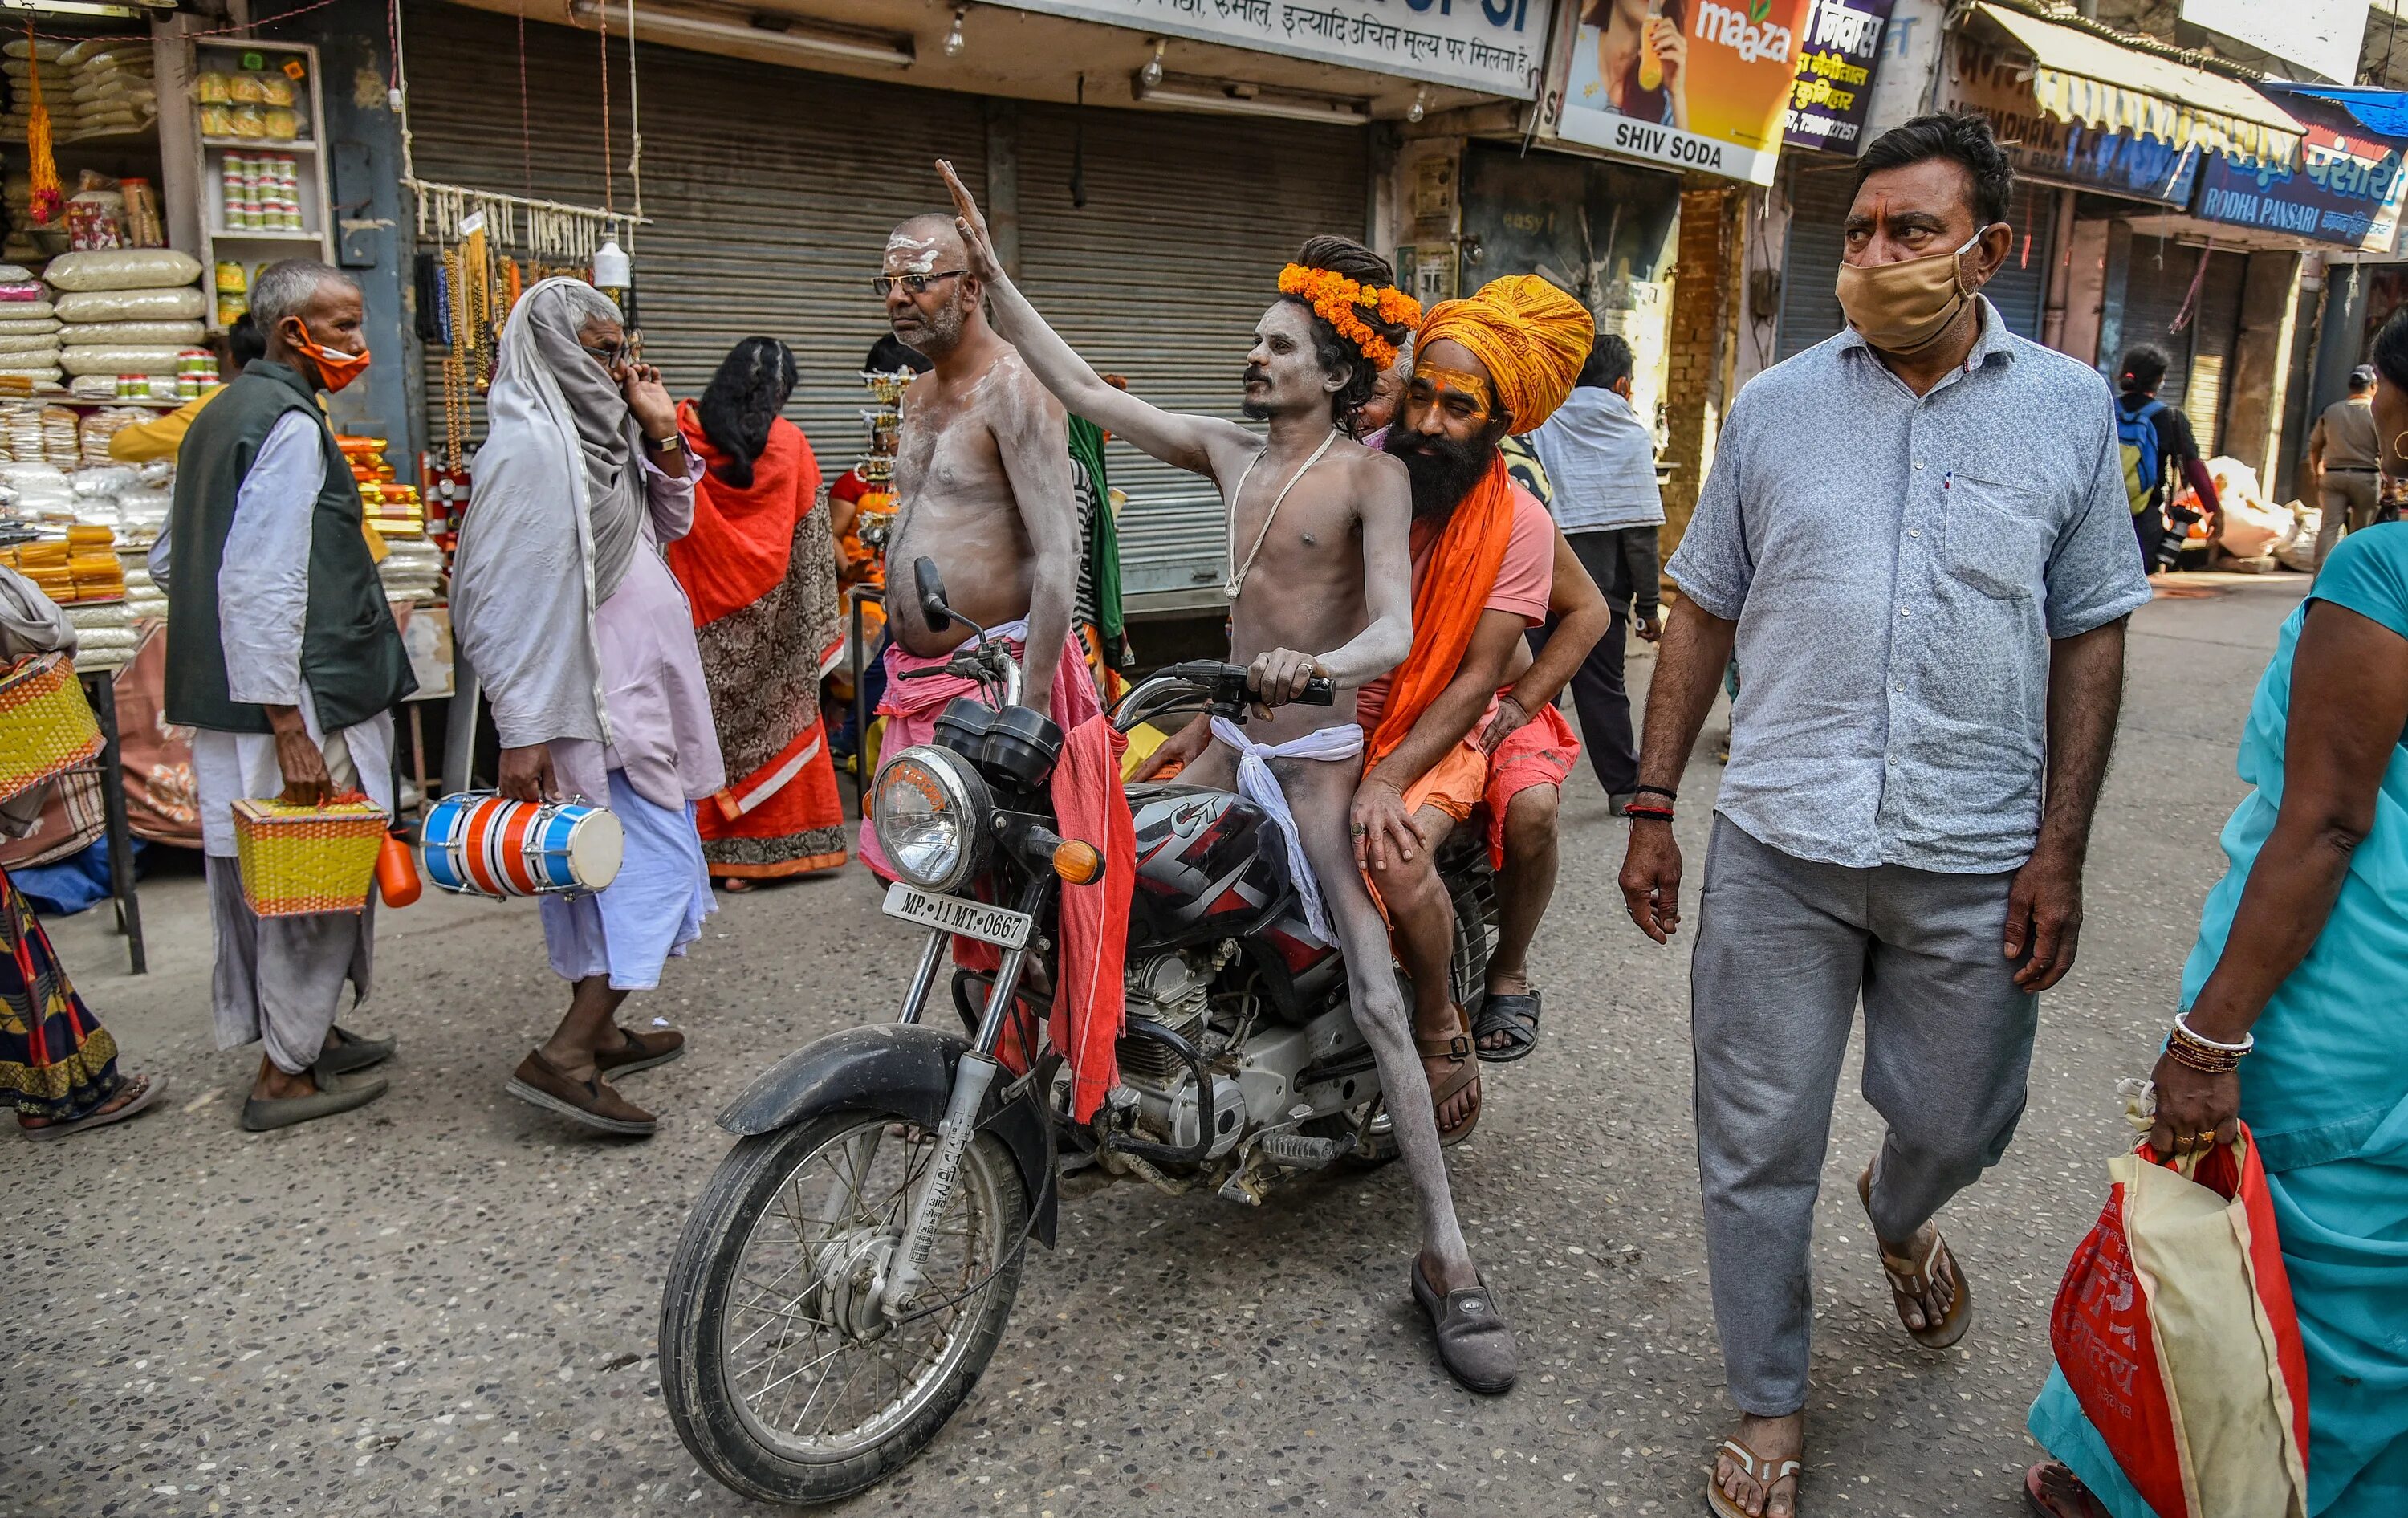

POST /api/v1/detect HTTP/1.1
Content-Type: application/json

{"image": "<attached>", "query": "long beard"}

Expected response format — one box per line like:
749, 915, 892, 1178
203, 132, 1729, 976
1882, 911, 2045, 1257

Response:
1384, 426, 1497, 521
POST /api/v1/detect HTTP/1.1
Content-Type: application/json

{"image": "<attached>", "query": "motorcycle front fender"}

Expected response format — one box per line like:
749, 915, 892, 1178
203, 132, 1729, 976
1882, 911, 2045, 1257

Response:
714, 1022, 1057, 1247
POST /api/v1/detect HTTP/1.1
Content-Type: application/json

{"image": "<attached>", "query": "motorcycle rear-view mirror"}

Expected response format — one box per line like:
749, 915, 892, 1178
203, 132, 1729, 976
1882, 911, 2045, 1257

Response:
913, 556, 954, 633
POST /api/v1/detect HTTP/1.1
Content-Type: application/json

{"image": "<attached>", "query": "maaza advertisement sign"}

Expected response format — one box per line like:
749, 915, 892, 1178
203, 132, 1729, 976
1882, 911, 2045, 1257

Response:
1552, 0, 1812, 185
992, 0, 1555, 99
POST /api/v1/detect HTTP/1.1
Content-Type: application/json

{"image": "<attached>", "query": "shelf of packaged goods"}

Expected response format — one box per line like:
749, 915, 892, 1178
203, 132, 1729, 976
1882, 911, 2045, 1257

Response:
209, 226, 323, 242
201, 136, 316, 152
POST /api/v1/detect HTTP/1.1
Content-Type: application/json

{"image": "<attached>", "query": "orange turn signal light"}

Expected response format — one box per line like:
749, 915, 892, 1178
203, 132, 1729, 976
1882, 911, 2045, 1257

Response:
1052, 840, 1104, 885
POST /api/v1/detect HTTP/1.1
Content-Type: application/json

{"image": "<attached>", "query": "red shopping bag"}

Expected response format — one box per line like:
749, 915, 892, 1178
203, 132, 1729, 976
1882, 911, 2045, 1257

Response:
2049, 1124, 2310, 1518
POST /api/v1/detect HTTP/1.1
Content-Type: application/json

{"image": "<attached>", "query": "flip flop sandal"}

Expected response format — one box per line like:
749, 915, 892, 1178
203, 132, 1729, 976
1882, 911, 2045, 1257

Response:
1409, 1256, 1516, 1394
1417, 1028, 1481, 1147
1858, 1163, 1974, 1349
594, 1025, 685, 1079
1706, 1437, 1800, 1518
1470, 990, 1541, 1064
22, 1072, 166, 1142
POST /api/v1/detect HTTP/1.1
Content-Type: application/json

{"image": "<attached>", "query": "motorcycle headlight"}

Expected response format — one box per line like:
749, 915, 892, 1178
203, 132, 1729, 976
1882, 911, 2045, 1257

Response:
871, 746, 990, 892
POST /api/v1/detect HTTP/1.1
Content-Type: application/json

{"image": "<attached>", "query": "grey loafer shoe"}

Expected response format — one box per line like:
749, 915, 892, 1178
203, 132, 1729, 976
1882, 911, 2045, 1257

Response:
1411, 1257, 1517, 1394
242, 1074, 389, 1132
314, 1024, 396, 1079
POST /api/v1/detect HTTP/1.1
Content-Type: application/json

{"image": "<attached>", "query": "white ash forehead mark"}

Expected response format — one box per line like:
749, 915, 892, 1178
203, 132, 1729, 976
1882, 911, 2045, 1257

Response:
885, 234, 940, 275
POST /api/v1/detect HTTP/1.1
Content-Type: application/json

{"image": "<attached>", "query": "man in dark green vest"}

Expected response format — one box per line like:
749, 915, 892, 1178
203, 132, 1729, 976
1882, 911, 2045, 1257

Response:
159, 258, 416, 1132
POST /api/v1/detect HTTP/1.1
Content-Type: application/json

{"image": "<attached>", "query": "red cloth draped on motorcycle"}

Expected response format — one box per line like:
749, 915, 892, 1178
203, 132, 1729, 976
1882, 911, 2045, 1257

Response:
668, 401, 848, 878
944, 714, 1132, 1122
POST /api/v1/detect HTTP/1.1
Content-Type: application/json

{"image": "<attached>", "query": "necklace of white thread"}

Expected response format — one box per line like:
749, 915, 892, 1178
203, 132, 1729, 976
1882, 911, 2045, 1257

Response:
1223, 429, 1340, 600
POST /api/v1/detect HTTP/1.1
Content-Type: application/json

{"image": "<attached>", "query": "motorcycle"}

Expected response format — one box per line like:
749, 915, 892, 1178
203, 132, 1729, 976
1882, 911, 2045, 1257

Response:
659, 560, 1499, 1504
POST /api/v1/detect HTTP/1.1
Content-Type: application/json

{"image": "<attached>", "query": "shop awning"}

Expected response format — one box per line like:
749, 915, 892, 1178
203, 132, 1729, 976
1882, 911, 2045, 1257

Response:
2262, 85, 2408, 144
1972, 2, 2303, 169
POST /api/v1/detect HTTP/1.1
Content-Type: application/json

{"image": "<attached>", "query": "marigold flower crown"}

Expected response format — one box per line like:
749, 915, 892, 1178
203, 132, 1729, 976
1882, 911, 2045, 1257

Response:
1276, 263, 1424, 371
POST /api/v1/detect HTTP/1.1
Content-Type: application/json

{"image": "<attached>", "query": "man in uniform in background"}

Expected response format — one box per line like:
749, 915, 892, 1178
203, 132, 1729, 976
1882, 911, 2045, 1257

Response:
2308, 363, 2386, 566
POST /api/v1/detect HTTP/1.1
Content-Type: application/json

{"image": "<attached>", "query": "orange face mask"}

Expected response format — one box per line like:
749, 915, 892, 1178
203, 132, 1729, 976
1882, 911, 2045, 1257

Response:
283, 318, 371, 393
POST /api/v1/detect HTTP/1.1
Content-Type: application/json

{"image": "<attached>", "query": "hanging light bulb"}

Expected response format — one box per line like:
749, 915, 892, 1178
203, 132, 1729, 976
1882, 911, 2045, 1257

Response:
1140, 39, 1165, 87
944, 7, 966, 57
1407, 85, 1428, 124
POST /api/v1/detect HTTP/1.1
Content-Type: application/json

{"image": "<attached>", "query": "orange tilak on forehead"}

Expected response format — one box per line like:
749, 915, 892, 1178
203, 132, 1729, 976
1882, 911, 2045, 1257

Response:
1415, 362, 1492, 416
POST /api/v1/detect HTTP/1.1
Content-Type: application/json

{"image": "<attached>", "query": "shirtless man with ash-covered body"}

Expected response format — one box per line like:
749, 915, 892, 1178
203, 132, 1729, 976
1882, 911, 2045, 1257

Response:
938, 161, 1517, 1393
858, 210, 1089, 876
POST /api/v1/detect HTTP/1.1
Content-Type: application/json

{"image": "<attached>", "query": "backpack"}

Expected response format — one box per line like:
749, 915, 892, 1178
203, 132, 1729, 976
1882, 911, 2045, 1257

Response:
2118, 398, 2166, 516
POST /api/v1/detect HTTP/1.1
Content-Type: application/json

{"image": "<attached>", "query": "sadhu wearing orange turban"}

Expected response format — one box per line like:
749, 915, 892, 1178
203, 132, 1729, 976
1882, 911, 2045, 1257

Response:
1362, 274, 1594, 778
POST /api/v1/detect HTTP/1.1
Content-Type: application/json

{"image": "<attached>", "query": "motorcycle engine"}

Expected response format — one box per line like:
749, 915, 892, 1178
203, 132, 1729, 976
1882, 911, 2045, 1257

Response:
1117, 948, 1246, 1160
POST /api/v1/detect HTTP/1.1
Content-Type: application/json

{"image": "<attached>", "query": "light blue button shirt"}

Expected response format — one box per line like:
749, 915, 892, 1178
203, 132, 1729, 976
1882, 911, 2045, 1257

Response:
1527, 385, 1665, 533
1666, 297, 2151, 873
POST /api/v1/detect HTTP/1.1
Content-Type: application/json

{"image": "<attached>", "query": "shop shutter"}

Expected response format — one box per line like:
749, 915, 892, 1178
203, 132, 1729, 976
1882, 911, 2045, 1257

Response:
1985, 178, 2054, 340
2182, 249, 2247, 456
2113, 239, 2246, 452
1777, 169, 2056, 358
2117, 236, 2200, 402
401, 2, 986, 474
1012, 104, 1367, 613
1773, 163, 1856, 363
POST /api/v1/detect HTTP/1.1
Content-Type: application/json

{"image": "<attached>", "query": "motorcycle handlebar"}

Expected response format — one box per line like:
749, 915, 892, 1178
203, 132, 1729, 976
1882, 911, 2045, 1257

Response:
1153, 661, 1338, 708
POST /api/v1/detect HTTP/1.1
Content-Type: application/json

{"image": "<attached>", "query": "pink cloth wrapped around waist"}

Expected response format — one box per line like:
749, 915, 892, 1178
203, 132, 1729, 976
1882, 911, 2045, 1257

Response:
856, 626, 1104, 881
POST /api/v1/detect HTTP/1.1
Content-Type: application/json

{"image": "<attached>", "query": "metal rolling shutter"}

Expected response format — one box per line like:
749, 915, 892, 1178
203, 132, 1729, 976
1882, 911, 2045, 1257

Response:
2118, 237, 2201, 402
2181, 249, 2247, 455
2115, 241, 2245, 451
1776, 170, 2056, 360
1774, 163, 1855, 362
1013, 104, 1367, 615
402, 2, 985, 468
1984, 178, 2054, 340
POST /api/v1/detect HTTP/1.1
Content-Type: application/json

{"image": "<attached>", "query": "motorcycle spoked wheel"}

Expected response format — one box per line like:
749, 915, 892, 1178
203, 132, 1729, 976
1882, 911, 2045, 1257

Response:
659, 1110, 1028, 1505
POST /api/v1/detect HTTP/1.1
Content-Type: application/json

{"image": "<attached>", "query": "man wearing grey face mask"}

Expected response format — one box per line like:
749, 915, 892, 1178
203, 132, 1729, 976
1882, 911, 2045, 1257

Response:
1615, 113, 2152, 1518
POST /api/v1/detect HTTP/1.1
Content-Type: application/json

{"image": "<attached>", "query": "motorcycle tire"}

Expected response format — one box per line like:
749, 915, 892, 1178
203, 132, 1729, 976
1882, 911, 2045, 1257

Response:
659, 1109, 1028, 1505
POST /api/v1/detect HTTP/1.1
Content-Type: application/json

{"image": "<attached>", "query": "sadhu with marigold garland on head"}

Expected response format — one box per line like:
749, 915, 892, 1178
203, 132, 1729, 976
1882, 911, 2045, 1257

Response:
938, 160, 1533, 1397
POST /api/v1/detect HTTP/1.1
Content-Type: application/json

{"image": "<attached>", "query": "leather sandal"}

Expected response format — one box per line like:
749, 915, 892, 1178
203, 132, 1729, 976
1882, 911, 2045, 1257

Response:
314, 1024, 395, 1078
506, 1049, 657, 1137
1858, 1162, 1973, 1349
1470, 990, 1541, 1064
593, 1025, 685, 1079
1409, 1256, 1515, 1394
1417, 1019, 1480, 1147
1706, 1436, 1801, 1518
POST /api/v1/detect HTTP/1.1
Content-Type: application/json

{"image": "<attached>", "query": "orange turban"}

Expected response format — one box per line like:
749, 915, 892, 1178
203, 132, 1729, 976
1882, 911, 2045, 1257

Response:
1415, 275, 1594, 432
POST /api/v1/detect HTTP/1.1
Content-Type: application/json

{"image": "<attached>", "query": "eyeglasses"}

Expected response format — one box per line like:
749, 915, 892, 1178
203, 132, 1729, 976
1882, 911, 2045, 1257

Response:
873, 270, 966, 297
581, 341, 629, 368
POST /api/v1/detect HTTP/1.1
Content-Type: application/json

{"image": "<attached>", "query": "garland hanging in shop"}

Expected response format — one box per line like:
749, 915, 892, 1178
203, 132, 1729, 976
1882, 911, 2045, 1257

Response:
22, 24, 59, 225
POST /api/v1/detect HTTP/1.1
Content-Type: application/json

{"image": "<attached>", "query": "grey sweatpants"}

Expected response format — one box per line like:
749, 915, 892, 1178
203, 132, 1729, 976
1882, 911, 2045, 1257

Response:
1691, 818, 2036, 1415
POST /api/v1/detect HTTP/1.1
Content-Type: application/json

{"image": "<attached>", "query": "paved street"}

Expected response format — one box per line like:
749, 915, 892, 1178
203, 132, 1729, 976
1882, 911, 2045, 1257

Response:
4, 572, 2304, 1518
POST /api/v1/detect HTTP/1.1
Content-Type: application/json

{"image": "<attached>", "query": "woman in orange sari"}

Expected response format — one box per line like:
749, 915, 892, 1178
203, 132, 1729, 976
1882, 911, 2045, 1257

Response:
669, 338, 848, 888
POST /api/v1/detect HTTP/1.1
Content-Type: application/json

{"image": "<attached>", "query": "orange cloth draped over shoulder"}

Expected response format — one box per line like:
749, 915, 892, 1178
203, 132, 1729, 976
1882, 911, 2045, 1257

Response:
1363, 274, 1592, 774
665, 399, 823, 627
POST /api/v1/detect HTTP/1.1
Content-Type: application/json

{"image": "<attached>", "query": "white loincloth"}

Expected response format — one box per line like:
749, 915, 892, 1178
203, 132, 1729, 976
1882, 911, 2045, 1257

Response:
1208, 717, 1365, 944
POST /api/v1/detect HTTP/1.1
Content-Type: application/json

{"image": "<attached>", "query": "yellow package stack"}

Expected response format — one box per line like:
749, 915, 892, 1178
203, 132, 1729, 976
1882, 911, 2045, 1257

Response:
0, 649, 103, 801
230, 796, 387, 916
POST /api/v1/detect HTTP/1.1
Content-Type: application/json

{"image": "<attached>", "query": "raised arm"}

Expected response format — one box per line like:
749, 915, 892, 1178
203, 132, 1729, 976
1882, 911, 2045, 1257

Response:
940, 159, 1249, 478
990, 366, 1080, 714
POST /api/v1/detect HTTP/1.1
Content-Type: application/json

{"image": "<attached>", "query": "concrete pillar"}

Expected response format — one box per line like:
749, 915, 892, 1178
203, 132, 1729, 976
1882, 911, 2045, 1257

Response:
982, 100, 1022, 280
2224, 250, 2302, 486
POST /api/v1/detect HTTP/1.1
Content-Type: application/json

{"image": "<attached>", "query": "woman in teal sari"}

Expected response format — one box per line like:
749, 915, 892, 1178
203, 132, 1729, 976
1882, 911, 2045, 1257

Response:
2024, 313, 2408, 1517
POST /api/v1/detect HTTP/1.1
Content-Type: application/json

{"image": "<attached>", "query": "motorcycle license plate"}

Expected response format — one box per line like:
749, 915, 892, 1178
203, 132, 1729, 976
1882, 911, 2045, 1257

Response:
881, 882, 1033, 950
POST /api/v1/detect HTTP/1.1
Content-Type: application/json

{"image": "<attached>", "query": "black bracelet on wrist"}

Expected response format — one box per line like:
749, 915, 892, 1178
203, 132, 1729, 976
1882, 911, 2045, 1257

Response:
1624, 804, 1675, 823
1632, 783, 1679, 802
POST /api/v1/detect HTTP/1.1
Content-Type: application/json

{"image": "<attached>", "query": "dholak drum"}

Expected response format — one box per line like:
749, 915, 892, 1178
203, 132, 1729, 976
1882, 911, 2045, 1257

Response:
422, 792, 624, 898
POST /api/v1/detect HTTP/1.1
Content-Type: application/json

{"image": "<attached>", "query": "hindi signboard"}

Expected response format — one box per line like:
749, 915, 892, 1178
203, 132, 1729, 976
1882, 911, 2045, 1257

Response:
2196, 120, 2407, 253
990, 0, 1553, 99
1938, 34, 2200, 205
1783, 0, 1890, 155
1553, 0, 1814, 185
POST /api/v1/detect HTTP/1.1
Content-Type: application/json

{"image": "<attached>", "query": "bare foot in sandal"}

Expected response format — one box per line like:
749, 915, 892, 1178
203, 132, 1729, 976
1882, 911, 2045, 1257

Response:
1857, 1162, 1968, 1344
1710, 1412, 1802, 1517
1416, 1005, 1480, 1143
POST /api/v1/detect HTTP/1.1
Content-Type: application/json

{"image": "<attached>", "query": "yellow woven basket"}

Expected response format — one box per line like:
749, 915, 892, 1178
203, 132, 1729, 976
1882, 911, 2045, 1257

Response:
0, 650, 103, 804
232, 796, 388, 917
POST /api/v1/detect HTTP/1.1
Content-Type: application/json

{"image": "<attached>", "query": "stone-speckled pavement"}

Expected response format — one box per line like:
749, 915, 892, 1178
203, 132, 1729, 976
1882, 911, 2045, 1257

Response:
3, 572, 2303, 1518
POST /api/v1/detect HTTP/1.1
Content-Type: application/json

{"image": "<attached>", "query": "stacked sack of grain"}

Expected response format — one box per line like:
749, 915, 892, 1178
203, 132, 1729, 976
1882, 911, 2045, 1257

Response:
0, 262, 59, 386
376, 537, 446, 606
47, 248, 206, 390
0, 36, 157, 140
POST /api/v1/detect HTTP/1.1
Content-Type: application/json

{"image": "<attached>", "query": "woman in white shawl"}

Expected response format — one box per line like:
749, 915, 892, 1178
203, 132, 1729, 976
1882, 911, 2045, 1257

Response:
451, 277, 724, 1137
